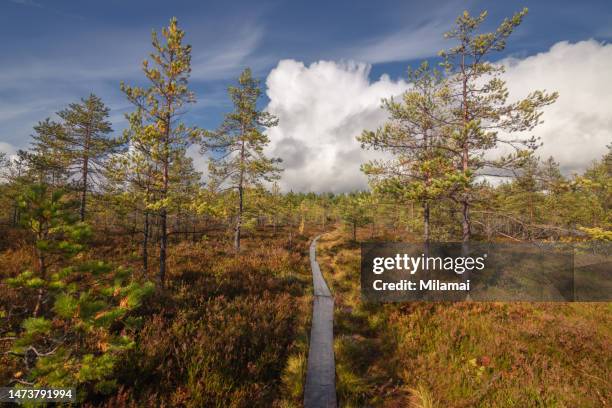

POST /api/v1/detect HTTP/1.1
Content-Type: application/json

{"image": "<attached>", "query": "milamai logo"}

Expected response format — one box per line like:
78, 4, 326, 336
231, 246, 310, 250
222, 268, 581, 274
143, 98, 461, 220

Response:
372, 279, 471, 291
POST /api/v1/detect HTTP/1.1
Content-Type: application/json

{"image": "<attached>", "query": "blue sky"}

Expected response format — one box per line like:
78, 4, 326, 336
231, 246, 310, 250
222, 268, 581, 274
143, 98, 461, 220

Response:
1, 0, 611, 190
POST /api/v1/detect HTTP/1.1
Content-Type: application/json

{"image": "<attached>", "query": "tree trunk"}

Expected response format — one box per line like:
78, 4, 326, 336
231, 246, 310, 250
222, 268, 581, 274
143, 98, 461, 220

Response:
143, 211, 149, 274
80, 122, 92, 222
33, 246, 46, 317
409, 201, 414, 232
460, 53, 472, 246
192, 218, 197, 243
423, 201, 430, 244
12, 202, 18, 227
235, 136, 246, 253
33, 289, 44, 317
352, 221, 357, 241
234, 185, 243, 252
460, 140, 470, 245
159, 209, 167, 287
461, 200, 471, 258
159, 128, 170, 288
461, 200, 470, 244
80, 155, 89, 222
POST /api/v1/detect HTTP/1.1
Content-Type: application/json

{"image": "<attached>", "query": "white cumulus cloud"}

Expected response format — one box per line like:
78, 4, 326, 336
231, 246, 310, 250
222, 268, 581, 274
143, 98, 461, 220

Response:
502, 40, 612, 174
264, 41, 612, 192
264, 60, 409, 192
0, 141, 17, 157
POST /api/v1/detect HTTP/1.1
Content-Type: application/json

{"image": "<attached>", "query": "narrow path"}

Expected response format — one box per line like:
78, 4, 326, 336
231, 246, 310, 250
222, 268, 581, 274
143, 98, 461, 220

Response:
304, 235, 337, 408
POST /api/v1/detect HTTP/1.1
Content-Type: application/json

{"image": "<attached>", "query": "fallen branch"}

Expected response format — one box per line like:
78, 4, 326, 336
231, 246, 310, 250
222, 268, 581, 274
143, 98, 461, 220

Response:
9, 378, 35, 386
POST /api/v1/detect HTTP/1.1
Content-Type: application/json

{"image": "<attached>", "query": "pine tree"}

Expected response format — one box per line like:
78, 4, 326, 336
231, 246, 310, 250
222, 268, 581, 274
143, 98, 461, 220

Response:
169, 150, 203, 241
2, 155, 35, 226
57, 94, 120, 221
439, 9, 558, 243
339, 192, 372, 241
121, 18, 201, 287
105, 142, 157, 273
574, 146, 611, 229
538, 156, 563, 192
25, 119, 72, 187
359, 62, 456, 243
504, 154, 546, 237
13, 184, 90, 316
268, 182, 283, 233
205, 68, 282, 252
5, 200, 153, 395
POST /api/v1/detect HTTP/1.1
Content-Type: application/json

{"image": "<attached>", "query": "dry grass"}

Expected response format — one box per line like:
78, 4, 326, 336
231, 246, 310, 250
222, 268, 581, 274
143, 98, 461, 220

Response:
317, 226, 612, 407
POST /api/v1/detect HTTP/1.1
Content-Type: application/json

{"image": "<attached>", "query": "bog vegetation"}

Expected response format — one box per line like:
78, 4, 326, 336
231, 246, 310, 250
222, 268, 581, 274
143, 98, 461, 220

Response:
0, 8, 610, 407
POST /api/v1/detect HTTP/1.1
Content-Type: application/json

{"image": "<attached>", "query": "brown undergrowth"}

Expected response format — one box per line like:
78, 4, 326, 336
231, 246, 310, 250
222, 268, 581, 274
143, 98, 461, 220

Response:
317, 226, 611, 408
0, 226, 315, 407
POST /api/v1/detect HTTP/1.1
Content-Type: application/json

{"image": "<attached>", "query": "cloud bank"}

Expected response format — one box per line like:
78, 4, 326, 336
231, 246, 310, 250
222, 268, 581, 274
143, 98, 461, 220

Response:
502, 40, 612, 174
264, 60, 409, 193
264, 40, 612, 192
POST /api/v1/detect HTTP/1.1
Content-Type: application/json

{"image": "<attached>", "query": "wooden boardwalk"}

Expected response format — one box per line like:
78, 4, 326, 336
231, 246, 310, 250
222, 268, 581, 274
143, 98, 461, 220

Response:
304, 235, 337, 408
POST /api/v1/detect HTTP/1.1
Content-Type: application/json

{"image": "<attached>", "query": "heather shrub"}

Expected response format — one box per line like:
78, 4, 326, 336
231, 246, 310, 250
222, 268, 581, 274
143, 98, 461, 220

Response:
121, 293, 296, 407
182, 293, 295, 407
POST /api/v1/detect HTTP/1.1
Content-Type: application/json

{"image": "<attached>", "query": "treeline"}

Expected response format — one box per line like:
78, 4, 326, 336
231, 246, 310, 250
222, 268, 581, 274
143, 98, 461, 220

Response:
337, 152, 611, 243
